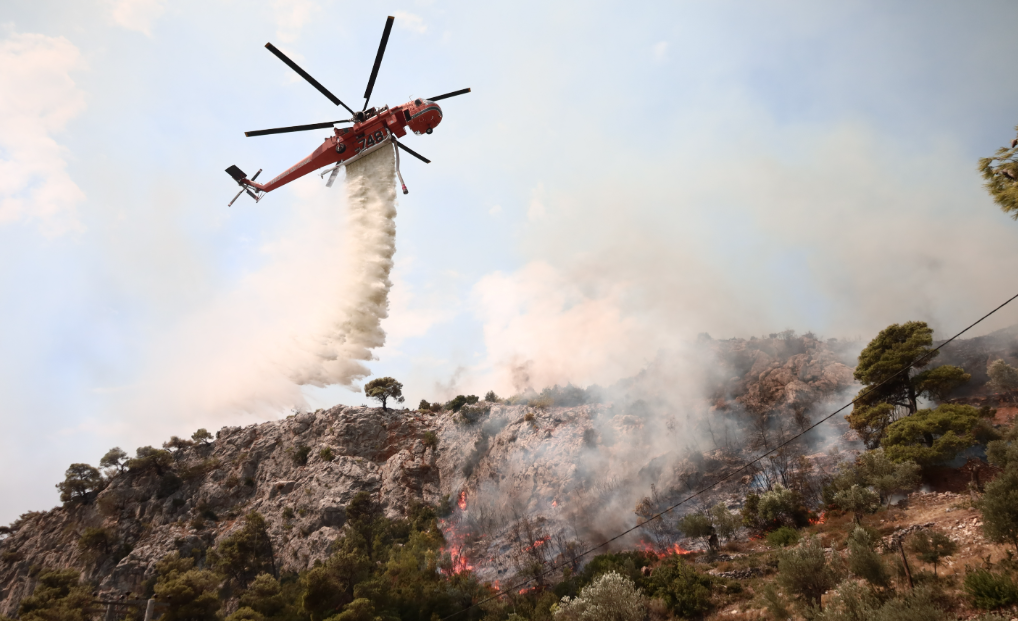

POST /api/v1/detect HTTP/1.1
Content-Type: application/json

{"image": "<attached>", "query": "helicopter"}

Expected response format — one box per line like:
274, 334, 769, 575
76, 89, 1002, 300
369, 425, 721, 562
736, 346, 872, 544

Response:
226, 15, 470, 206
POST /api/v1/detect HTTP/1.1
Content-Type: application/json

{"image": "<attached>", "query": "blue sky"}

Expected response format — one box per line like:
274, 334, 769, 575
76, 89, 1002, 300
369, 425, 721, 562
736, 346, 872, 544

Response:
2, 0, 1018, 523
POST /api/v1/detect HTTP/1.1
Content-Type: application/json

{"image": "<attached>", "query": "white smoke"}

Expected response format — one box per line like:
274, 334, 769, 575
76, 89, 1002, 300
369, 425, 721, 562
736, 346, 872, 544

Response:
292, 146, 398, 388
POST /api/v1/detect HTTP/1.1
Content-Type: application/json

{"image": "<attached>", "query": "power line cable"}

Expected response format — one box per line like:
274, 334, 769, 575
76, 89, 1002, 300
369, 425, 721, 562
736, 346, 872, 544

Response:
441, 290, 1018, 618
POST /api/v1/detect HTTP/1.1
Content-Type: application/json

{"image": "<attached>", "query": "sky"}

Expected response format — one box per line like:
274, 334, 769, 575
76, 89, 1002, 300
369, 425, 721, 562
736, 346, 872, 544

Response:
2, 0, 1018, 524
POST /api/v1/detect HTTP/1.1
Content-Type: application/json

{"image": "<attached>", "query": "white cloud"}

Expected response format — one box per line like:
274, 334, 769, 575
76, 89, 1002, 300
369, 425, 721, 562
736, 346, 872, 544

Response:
489, 204, 502, 216
393, 11, 427, 34
0, 30, 86, 236
108, 0, 165, 36
653, 41, 668, 62
272, 0, 320, 43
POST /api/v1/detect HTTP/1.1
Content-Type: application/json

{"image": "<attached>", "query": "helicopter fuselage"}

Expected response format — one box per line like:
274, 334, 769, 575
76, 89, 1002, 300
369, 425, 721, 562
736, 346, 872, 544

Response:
242, 99, 443, 195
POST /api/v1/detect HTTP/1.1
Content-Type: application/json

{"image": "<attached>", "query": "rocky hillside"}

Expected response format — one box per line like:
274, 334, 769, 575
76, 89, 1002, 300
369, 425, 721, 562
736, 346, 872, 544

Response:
0, 334, 863, 616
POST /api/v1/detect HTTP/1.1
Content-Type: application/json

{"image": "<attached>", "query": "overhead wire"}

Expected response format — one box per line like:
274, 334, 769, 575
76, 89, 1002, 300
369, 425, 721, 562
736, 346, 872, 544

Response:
441, 290, 1018, 619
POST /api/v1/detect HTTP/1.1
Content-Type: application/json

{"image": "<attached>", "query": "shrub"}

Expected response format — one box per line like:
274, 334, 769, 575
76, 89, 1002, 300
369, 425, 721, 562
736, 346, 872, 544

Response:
907, 530, 957, 576
744, 485, 810, 529
979, 467, 1018, 553
208, 512, 274, 586
292, 445, 311, 466
238, 573, 285, 617
125, 446, 174, 475
524, 411, 536, 422
422, 431, 438, 449
153, 553, 220, 621
282, 507, 295, 520
418, 399, 431, 411
446, 395, 469, 413
319, 447, 334, 462
55, 463, 102, 503
965, 569, 1018, 610
709, 503, 740, 542
17, 568, 92, 621
833, 484, 880, 523
647, 556, 714, 618
777, 536, 840, 610
180, 458, 220, 482
847, 526, 890, 587
78, 527, 113, 557
484, 390, 500, 403
163, 436, 195, 451
766, 526, 800, 548
554, 570, 647, 621
677, 513, 716, 550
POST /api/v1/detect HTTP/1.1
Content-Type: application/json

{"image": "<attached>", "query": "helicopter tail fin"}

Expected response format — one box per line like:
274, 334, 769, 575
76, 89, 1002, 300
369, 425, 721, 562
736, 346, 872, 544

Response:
226, 166, 264, 207
226, 165, 247, 182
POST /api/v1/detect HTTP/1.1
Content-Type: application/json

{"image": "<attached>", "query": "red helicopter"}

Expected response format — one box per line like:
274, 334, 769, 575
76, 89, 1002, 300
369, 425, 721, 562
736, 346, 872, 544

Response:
226, 15, 470, 206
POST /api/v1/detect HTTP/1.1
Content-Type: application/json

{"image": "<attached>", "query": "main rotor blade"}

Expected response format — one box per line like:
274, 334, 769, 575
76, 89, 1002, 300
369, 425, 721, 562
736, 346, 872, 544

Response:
427, 88, 471, 102
245, 120, 351, 137
363, 16, 395, 110
395, 140, 430, 164
265, 43, 356, 116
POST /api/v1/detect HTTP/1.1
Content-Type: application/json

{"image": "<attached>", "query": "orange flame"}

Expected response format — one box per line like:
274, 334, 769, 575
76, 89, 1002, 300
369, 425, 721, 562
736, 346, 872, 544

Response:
809, 511, 827, 525
523, 535, 551, 552
552, 500, 558, 507
637, 540, 693, 558
457, 490, 467, 511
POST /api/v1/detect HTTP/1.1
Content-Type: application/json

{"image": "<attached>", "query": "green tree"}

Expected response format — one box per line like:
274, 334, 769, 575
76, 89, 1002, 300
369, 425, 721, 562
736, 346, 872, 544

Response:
882, 404, 998, 466
153, 553, 221, 621
209, 512, 274, 586
907, 530, 957, 576
979, 467, 1018, 554
17, 569, 92, 621
364, 377, 405, 411
677, 513, 716, 551
709, 502, 740, 543
848, 321, 970, 448
238, 573, 286, 617
833, 484, 880, 524
777, 536, 840, 612
978, 126, 1018, 218
191, 428, 213, 445
99, 447, 128, 473
125, 446, 174, 475
857, 449, 921, 505
987, 421, 1018, 470
55, 463, 102, 503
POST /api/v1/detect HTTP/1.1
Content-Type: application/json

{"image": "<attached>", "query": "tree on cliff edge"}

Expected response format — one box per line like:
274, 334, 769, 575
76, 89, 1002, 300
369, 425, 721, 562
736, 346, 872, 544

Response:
978, 125, 1018, 218
847, 321, 969, 448
364, 377, 405, 411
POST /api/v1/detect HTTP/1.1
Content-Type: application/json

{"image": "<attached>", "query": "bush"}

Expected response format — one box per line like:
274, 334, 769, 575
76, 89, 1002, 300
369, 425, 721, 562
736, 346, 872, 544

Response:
163, 436, 195, 451
208, 512, 274, 586
833, 484, 880, 523
319, 447, 334, 462
292, 445, 311, 466
554, 570, 647, 621
979, 467, 1018, 553
815, 583, 948, 621
907, 530, 957, 576
78, 527, 113, 557
283, 507, 294, 520
418, 399, 431, 411
677, 513, 716, 550
524, 411, 536, 422
766, 526, 800, 548
126, 446, 174, 475
965, 569, 1018, 610
777, 536, 840, 610
17, 569, 92, 621
646, 556, 714, 618
847, 526, 890, 588
484, 390, 500, 403
179, 458, 220, 482
153, 553, 221, 621
422, 431, 438, 449
744, 485, 811, 529
446, 395, 469, 413
238, 573, 285, 617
